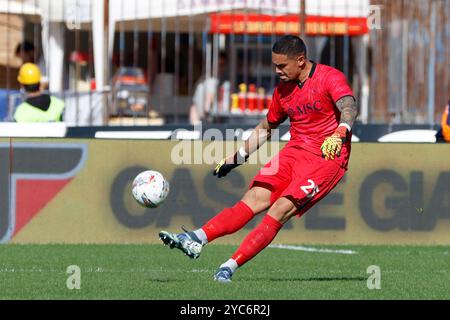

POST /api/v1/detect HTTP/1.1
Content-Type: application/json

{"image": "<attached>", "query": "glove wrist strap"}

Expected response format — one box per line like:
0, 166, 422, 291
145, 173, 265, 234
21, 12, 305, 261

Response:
338, 123, 351, 132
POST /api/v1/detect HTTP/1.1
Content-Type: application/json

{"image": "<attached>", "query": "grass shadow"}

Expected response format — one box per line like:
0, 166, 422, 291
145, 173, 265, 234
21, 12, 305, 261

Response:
243, 276, 366, 282
149, 278, 182, 283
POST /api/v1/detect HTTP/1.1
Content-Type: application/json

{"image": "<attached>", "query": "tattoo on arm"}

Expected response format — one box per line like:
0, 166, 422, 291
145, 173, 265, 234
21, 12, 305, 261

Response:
336, 96, 358, 128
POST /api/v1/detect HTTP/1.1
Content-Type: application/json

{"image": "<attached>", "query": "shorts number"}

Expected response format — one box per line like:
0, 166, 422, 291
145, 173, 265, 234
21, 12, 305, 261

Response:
300, 179, 319, 198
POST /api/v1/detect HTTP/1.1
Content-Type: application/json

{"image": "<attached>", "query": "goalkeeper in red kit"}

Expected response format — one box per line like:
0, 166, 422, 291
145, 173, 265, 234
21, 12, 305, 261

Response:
159, 35, 358, 282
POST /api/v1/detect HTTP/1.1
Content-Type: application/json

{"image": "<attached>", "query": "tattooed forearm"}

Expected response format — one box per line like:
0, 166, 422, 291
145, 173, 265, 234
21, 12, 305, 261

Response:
336, 96, 358, 128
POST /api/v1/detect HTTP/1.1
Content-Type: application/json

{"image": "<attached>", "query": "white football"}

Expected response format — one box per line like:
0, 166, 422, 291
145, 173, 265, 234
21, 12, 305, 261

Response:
132, 170, 170, 208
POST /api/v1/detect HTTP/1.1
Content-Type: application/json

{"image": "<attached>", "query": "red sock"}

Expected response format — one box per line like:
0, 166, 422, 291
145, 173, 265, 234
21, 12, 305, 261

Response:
202, 201, 255, 242
231, 215, 283, 266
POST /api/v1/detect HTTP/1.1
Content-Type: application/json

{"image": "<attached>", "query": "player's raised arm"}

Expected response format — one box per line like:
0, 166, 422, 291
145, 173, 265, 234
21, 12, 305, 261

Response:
336, 95, 358, 129
213, 118, 278, 178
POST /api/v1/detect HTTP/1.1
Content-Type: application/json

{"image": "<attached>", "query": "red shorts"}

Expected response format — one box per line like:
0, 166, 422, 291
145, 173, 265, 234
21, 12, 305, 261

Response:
249, 145, 348, 217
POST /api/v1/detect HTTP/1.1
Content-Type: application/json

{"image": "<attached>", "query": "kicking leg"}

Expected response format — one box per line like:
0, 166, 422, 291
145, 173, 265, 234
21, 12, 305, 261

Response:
214, 197, 296, 282
159, 186, 271, 259
199, 186, 272, 243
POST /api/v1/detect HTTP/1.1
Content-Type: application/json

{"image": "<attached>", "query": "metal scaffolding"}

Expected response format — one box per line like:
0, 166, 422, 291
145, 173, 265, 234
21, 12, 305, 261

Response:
0, 0, 449, 126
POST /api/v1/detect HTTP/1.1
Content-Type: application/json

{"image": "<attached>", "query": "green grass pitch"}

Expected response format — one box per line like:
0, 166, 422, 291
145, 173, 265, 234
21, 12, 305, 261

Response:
0, 244, 448, 300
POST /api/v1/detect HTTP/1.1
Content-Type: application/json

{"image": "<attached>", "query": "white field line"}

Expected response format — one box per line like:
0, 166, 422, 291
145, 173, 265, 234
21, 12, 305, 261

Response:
268, 244, 358, 255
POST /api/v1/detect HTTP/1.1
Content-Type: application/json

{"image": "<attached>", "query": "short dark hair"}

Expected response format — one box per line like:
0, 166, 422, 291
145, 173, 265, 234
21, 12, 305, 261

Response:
23, 83, 40, 93
272, 35, 307, 58
15, 41, 35, 55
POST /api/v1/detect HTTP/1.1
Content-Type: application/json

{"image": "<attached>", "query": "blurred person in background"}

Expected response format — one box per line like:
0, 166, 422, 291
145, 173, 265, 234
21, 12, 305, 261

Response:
189, 52, 230, 125
14, 63, 65, 123
15, 41, 48, 90
436, 100, 450, 143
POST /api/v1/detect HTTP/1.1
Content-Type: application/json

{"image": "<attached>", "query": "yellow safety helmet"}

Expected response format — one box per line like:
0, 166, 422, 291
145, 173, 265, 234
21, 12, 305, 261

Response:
17, 63, 41, 85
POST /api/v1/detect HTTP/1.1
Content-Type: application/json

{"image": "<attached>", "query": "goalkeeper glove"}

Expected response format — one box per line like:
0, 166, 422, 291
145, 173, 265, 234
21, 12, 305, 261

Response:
213, 147, 249, 178
321, 125, 348, 160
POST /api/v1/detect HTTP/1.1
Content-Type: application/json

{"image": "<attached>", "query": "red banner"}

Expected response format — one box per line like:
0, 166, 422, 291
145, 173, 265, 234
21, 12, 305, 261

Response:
210, 14, 368, 36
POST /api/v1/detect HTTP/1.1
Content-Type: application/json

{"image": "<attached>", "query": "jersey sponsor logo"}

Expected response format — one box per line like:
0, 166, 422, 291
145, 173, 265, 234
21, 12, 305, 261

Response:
300, 179, 320, 199
287, 100, 323, 118
0, 143, 87, 243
